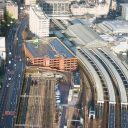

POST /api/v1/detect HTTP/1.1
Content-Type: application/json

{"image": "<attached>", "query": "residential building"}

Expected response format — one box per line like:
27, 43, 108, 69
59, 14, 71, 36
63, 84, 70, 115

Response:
29, 5, 49, 37
0, 37, 6, 60
6, 2, 18, 19
121, 4, 128, 21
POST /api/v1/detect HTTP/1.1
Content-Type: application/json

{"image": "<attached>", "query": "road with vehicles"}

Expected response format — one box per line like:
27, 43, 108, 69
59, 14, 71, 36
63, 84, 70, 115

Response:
0, 17, 28, 128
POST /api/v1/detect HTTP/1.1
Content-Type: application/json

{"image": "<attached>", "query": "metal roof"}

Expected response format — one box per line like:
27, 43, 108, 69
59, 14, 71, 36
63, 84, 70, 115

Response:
82, 48, 116, 104
66, 24, 106, 48
102, 20, 128, 33
68, 24, 102, 44
76, 48, 104, 104
103, 48, 128, 84
93, 49, 127, 105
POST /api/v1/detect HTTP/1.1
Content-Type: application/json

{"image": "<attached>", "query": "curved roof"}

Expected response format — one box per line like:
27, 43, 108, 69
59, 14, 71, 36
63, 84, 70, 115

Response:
103, 48, 128, 84
93, 49, 127, 105
76, 48, 104, 103
82, 48, 116, 104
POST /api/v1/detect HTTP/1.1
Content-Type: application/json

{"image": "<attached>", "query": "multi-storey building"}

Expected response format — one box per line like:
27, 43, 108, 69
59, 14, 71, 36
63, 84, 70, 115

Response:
29, 5, 49, 37
39, 0, 71, 18
24, 38, 77, 71
6, 2, 18, 19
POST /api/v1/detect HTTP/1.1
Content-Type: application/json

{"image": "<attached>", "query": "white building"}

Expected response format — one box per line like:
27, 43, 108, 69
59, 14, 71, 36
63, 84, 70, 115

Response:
24, 0, 36, 5
121, 4, 128, 21
111, 41, 128, 54
29, 5, 49, 37
6, 2, 18, 19
0, 37, 6, 60
71, 2, 110, 17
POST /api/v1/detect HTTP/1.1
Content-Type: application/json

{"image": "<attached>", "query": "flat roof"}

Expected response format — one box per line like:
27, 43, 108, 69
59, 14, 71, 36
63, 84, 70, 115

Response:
82, 48, 116, 104
102, 20, 128, 33
25, 38, 74, 59
77, 48, 104, 103
93, 48, 128, 105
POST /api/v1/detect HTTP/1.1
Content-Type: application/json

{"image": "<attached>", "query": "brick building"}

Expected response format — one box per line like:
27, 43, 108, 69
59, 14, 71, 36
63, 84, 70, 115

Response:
24, 38, 77, 71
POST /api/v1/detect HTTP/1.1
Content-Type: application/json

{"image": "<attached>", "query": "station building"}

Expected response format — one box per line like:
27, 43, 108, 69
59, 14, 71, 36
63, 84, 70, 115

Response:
24, 37, 77, 71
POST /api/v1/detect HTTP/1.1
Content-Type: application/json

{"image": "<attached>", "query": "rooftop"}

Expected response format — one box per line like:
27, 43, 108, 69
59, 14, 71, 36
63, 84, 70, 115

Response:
102, 20, 128, 33
31, 5, 48, 20
25, 38, 74, 59
66, 24, 106, 48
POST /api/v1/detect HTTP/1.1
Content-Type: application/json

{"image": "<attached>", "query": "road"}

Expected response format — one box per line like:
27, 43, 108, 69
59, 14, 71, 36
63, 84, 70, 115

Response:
0, 17, 28, 128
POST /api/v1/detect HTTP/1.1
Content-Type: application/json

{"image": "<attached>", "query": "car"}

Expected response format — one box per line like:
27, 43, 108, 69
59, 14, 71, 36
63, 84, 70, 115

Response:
6, 84, 9, 87
9, 52, 12, 55
18, 74, 21, 77
9, 60, 11, 64
8, 77, 11, 81
56, 100, 61, 104
55, 84, 58, 90
56, 97, 60, 100
56, 95, 60, 98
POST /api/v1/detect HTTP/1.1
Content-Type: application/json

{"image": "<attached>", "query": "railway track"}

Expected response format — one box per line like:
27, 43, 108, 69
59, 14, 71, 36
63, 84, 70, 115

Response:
42, 79, 53, 128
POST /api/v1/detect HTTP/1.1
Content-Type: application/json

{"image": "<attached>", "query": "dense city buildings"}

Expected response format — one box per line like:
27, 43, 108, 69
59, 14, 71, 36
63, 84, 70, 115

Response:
0, 0, 128, 128
29, 5, 49, 37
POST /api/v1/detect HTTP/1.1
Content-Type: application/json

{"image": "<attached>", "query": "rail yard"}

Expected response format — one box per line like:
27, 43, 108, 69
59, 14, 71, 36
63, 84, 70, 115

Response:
14, 45, 128, 128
